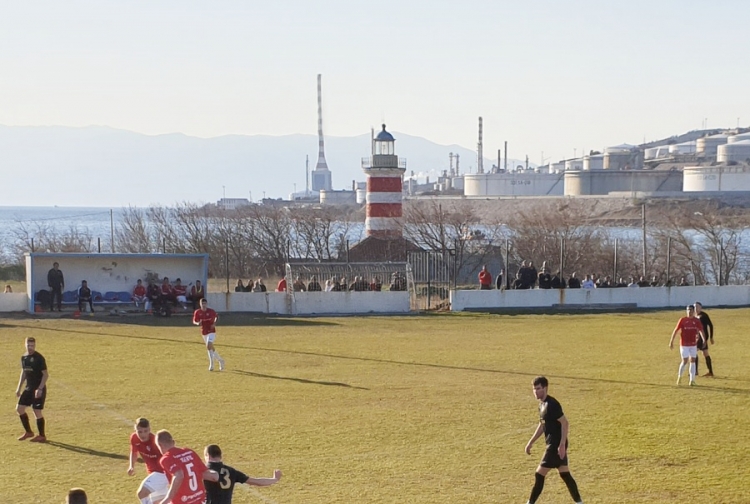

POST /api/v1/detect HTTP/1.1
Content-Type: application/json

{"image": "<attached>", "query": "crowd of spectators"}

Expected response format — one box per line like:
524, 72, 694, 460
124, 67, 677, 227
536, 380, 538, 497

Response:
479, 260, 691, 290
232, 272, 408, 293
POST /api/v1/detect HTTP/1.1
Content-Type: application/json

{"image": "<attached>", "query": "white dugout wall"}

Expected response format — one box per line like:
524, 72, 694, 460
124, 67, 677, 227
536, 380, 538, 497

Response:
25, 253, 208, 312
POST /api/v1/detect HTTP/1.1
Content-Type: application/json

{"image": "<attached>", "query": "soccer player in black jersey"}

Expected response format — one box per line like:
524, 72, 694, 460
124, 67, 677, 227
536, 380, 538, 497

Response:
15, 337, 49, 442
203, 444, 282, 504
694, 302, 715, 377
524, 376, 583, 504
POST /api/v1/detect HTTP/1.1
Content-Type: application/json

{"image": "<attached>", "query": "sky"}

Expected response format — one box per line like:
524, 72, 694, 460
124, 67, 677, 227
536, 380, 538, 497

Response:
1, 0, 749, 170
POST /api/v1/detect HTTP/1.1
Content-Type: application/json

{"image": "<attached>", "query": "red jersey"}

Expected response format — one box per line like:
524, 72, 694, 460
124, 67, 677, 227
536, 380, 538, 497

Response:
174, 284, 187, 296
277, 278, 287, 292
161, 283, 173, 295
193, 308, 218, 335
478, 270, 492, 286
676, 317, 704, 346
133, 285, 147, 297
159, 446, 208, 504
129, 432, 163, 474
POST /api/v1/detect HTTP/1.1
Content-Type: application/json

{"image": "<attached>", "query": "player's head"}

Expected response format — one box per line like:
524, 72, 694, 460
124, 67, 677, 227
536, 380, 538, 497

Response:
200, 298, 208, 310
135, 417, 151, 441
532, 376, 549, 400
53, 262, 59, 269
204, 444, 223, 462
137, 279, 142, 285
155, 430, 175, 454
694, 301, 703, 313
686, 304, 695, 316
66, 488, 87, 504
25, 337, 36, 354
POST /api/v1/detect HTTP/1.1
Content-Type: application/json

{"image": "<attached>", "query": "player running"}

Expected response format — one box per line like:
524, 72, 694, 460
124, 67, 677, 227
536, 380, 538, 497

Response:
155, 430, 218, 504
193, 298, 224, 371
203, 444, 282, 504
128, 417, 169, 504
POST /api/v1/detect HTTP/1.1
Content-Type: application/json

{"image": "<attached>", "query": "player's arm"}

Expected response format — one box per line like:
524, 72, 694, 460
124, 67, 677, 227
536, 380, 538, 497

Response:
245, 470, 282, 487
669, 322, 681, 349
15, 368, 26, 397
525, 422, 544, 454
192, 311, 200, 325
705, 315, 714, 342
35, 369, 49, 399
203, 468, 219, 482
156, 469, 183, 504
558, 414, 569, 459
128, 447, 138, 475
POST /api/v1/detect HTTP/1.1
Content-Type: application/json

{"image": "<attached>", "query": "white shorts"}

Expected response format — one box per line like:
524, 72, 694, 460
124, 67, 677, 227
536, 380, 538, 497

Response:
680, 346, 698, 359
176, 295, 188, 303
203, 333, 216, 344
141, 472, 169, 499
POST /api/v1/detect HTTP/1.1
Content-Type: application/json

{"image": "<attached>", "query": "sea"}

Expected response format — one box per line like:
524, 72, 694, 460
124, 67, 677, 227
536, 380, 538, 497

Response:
0, 206, 125, 256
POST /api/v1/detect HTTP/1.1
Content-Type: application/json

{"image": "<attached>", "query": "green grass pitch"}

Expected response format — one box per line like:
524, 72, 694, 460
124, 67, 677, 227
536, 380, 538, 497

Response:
1, 309, 749, 503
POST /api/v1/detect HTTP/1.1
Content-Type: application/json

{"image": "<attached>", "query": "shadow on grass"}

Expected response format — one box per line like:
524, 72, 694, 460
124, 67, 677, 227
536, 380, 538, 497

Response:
232, 369, 369, 390
46, 440, 129, 460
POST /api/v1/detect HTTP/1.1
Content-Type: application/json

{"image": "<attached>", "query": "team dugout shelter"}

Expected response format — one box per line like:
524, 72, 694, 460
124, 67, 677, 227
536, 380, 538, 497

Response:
25, 252, 209, 313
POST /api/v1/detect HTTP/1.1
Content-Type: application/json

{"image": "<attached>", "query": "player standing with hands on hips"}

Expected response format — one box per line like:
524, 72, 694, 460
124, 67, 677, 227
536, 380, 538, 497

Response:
524, 376, 584, 504
193, 298, 224, 371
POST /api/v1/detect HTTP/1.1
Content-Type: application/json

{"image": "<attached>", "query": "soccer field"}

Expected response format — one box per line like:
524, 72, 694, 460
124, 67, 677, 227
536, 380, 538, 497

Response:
1, 309, 749, 503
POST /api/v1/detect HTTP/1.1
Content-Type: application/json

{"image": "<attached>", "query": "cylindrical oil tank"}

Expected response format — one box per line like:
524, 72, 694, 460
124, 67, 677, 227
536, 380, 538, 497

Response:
320, 190, 357, 205
717, 140, 750, 163
603, 150, 632, 170
355, 188, 367, 204
696, 134, 728, 156
668, 141, 696, 155
684, 165, 750, 191
452, 176, 465, 191
727, 132, 750, 144
583, 154, 604, 170
550, 161, 566, 173
565, 158, 583, 171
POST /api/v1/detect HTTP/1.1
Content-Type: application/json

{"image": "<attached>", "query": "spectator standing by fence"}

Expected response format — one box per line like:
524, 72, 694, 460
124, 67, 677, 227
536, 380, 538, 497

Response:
478, 265, 492, 290
47, 262, 64, 312
496, 268, 505, 290
567, 273, 581, 289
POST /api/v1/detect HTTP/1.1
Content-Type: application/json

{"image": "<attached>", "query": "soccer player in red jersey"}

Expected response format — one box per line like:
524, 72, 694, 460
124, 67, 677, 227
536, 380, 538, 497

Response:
128, 417, 169, 504
155, 430, 218, 504
669, 305, 706, 386
193, 298, 224, 371
132, 279, 147, 311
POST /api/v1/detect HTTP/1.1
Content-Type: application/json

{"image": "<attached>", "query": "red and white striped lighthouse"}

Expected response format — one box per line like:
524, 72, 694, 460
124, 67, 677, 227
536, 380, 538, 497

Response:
362, 125, 406, 238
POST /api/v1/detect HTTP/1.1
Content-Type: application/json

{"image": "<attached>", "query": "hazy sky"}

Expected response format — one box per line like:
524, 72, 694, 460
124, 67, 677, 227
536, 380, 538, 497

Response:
1, 0, 748, 166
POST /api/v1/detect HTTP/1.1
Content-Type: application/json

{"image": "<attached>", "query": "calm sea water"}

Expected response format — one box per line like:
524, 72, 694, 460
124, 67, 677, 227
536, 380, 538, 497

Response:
0, 206, 126, 255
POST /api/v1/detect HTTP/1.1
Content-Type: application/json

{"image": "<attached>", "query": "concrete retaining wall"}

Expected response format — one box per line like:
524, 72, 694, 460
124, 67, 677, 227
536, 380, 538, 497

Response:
206, 291, 411, 315
450, 285, 750, 311
0, 293, 28, 312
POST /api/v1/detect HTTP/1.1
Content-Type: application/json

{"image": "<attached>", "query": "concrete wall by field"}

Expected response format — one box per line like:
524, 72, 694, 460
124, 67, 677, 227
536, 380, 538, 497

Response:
450, 285, 750, 312
206, 291, 410, 315
0, 293, 27, 312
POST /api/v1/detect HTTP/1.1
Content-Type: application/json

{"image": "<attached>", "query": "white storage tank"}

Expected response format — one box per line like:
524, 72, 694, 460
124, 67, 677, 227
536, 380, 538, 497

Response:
604, 150, 632, 170
684, 165, 750, 191
696, 134, 728, 156
668, 141, 696, 155
550, 161, 566, 173
320, 190, 357, 206
727, 132, 750, 144
452, 176, 465, 191
356, 188, 367, 204
583, 154, 604, 170
565, 158, 583, 171
717, 141, 750, 163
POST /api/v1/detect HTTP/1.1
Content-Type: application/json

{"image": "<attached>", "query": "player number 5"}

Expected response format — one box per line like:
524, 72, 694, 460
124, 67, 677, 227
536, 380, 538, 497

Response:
186, 463, 198, 491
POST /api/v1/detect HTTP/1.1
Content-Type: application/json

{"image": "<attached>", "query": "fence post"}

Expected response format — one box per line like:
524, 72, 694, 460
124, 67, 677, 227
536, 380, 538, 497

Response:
98, 237, 101, 253
666, 237, 671, 286
641, 203, 647, 278
613, 238, 618, 282
505, 238, 510, 290
225, 240, 230, 294
427, 253, 432, 310
31, 238, 35, 253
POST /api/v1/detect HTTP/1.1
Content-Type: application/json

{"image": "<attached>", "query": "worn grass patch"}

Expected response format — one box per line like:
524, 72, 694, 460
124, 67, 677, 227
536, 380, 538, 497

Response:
1, 309, 749, 503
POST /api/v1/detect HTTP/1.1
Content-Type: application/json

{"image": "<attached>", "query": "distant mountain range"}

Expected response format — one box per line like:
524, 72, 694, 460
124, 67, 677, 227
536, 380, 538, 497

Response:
0, 125, 528, 207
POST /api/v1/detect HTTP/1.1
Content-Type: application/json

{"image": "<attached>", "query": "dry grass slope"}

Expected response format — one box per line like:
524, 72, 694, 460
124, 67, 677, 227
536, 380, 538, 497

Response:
1, 309, 749, 503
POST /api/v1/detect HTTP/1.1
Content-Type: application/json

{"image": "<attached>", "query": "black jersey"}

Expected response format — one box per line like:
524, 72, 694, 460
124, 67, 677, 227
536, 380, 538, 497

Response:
697, 312, 713, 339
21, 352, 47, 390
205, 461, 249, 504
539, 395, 564, 446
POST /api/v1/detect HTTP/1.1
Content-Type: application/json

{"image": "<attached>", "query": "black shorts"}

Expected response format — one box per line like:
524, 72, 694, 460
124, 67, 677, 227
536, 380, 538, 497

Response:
18, 388, 46, 410
540, 443, 568, 468
697, 339, 708, 351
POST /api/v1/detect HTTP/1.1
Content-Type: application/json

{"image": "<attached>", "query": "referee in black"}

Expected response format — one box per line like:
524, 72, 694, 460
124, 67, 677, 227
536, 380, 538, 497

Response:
694, 302, 715, 377
524, 376, 583, 504
15, 337, 48, 442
